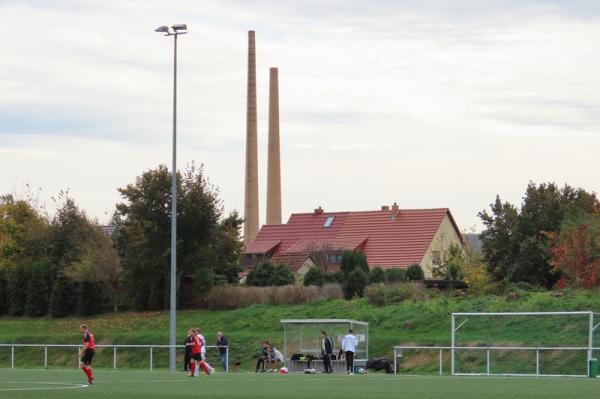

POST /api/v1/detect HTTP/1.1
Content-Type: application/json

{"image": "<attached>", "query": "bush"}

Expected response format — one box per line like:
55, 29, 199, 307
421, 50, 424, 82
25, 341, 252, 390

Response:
364, 283, 430, 307
77, 281, 109, 316
445, 264, 464, 281
24, 261, 54, 317
342, 269, 369, 299
406, 264, 424, 281
273, 264, 295, 286
246, 262, 295, 286
340, 251, 369, 276
202, 284, 343, 310
369, 267, 385, 284
0, 268, 8, 315
324, 271, 345, 284
7, 264, 29, 316
303, 267, 325, 287
385, 268, 407, 283
50, 274, 77, 317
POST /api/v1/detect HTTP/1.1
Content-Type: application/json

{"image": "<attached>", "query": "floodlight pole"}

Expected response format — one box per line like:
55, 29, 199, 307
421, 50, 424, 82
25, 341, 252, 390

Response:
156, 23, 187, 372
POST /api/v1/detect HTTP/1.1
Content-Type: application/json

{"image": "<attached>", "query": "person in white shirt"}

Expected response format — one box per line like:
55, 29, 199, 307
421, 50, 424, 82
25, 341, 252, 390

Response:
341, 329, 358, 374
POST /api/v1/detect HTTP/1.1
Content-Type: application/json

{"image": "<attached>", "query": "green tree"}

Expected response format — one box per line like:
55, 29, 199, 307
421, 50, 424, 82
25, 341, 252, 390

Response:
342, 269, 369, 299
479, 182, 599, 287
201, 211, 244, 284
384, 268, 407, 283
49, 273, 77, 317
0, 267, 7, 315
7, 263, 29, 316
369, 267, 385, 284
24, 261, 55, 316
273, 264, 296, 286
432, 244, 465, 280
116, 163, 239, 310
340, 251, 369, 276
406, 264, 424, 280
246, 261, 295, 286
65, 230, 122, 312
303, 267, 325, 287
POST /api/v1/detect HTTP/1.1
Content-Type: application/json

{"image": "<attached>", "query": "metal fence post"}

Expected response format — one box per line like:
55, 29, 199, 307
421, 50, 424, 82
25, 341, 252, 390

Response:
451, 315, 455, 375
11, 346, 15, 369
439, 349, 443, 376
486, 349, 490, 375
536, 349, 540, 376
44, 346, 48, 368
393, 348, 397, 375
113, 347, 117, 370
77, 347, 81, 369
150, 347, 153, 371
226, 346, 229, 373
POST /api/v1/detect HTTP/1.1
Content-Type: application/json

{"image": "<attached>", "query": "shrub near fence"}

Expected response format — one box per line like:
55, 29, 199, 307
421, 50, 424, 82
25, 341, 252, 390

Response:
202, 284, 343, 310
364, 283, 430, 307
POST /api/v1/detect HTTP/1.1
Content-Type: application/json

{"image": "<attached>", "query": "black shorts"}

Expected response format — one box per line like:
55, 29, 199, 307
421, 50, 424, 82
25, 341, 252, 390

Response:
192, 353, 202, 361
81, 349, 94, 365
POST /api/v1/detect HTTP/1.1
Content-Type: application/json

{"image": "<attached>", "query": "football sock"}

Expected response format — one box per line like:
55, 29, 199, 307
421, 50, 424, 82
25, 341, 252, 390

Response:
200, 361, 209, 375
190, 362, 196, 375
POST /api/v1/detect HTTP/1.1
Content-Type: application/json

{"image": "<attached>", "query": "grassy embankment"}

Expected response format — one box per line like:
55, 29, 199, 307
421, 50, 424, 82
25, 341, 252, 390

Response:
1, 289, 599, 373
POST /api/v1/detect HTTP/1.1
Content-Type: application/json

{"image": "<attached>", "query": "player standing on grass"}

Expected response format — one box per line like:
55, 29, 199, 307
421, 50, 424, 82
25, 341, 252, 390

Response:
79, 324, 95, 385
188, 328, 213, 377
195, 328, 215, 375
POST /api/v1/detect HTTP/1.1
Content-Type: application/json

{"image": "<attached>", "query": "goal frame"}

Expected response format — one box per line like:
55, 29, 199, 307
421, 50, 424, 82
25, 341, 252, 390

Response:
451, 311, 599, 377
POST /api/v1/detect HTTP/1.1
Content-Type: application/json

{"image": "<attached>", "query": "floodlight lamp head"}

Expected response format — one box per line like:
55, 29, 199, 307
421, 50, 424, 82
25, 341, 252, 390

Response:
172, 24, 187, 31
155, 25, 169, 33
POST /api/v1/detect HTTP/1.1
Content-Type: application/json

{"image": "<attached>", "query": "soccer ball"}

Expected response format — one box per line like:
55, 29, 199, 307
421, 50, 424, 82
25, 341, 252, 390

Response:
358, 368, 366, 374
279, 367, 289, 374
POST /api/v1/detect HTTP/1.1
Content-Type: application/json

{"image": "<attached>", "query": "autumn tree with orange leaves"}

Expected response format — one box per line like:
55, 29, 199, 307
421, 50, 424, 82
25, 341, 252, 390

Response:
547, 213, 600, 289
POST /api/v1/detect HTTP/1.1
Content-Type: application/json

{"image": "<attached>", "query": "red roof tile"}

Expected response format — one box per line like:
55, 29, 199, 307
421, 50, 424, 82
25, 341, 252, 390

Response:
245, 208, 461, 269
270, 252, 311, 271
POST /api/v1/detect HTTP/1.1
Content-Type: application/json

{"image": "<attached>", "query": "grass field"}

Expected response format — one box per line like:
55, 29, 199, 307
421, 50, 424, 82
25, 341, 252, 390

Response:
1, 289, 600, 372
0, 369, 599, 399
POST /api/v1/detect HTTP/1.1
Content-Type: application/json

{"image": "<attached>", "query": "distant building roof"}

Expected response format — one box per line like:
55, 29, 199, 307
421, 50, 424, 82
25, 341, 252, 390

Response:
100, 225, 117, 237
245, 207, 462, 269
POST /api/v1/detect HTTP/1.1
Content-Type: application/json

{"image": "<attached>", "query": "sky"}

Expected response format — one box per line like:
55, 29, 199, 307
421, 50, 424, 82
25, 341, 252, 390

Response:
1, 0, 600, 232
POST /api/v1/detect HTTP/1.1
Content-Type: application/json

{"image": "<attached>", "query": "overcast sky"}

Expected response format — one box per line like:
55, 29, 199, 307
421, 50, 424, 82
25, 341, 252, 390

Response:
1, 0, 600, 232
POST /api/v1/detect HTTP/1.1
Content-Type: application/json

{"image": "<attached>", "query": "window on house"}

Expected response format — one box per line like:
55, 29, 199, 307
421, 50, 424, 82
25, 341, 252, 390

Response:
324, 216, 335, 227
327, 254, 342, 264
432, 251, 441, 266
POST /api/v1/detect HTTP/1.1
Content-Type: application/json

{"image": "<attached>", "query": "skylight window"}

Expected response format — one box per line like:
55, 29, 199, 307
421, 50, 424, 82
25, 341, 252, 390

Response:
324, 216, 334, 228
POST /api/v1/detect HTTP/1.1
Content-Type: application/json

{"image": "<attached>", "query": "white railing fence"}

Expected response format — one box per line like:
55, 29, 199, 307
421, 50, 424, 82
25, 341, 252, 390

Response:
0, 344, 228, 372
394, 346, 600, 377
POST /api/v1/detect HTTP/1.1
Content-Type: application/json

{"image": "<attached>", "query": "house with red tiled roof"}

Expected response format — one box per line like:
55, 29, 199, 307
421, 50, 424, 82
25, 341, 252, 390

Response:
243, 203, 463, 278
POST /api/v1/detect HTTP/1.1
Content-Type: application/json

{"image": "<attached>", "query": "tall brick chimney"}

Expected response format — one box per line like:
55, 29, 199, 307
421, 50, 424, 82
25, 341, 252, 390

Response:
266, 67, 282, 225
244, 31, 259, 244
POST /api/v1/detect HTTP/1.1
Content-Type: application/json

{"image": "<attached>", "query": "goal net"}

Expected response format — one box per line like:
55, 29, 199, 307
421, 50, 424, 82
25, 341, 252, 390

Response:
451, 311, 600, 377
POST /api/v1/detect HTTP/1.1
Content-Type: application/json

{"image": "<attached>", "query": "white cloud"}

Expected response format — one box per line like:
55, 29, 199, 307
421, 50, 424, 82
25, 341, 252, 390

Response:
1, 0, 600, 230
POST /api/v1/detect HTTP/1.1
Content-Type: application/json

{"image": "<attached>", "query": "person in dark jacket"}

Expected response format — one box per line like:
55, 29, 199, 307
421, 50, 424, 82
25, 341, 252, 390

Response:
255, 341, 273, 372
216, 331, 228, 371
321, 331, 334, 373
183, 329, 193, 371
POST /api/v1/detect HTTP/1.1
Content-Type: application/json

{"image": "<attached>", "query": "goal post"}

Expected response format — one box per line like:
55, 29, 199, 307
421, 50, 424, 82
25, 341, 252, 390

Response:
451, 311, 599, 377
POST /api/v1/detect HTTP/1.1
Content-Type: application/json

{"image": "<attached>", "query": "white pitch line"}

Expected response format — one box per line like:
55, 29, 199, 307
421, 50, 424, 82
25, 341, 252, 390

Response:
0, 382, 88, 392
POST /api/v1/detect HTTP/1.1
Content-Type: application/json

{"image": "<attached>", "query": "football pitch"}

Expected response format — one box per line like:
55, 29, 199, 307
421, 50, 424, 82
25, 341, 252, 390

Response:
0, 369, 599, 399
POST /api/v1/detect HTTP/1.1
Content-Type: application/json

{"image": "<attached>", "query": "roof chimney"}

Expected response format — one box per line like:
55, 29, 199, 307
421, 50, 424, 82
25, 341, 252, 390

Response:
314, 206, 324, 215
381, 205, 390, 211
391, 202, 399, 212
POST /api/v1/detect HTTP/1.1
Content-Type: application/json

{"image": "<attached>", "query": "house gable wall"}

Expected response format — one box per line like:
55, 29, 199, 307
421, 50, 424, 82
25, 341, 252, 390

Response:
419, 214, 463, 277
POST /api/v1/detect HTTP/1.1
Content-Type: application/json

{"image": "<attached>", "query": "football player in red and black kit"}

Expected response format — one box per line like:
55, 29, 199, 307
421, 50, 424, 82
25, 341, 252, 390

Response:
187, 328, 211, 377
79, 324, 95, 385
